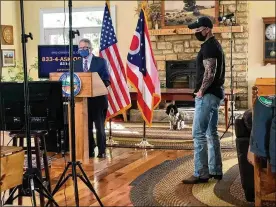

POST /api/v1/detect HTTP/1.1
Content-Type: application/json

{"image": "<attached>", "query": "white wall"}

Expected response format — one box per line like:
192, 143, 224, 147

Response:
247, 1, 276, 107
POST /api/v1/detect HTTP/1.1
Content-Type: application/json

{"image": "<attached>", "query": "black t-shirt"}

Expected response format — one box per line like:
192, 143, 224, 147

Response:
195, 36, 225, 99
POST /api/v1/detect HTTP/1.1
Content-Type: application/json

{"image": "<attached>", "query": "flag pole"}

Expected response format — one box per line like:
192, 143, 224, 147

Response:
135, 1, 153, 148
142, 121, 154, 147
143, 121, 146, 141
106, 118, 118, 146
104, 0, 118, 146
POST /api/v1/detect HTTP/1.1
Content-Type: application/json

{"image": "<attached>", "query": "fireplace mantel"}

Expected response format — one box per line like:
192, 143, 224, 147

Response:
149, 26, 243, 36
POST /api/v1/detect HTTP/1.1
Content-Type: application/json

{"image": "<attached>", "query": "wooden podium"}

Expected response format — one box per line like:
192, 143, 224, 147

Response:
50, 72, 107, 164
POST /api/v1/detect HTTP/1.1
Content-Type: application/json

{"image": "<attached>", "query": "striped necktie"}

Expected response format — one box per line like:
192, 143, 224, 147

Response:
83, 59, 88, 72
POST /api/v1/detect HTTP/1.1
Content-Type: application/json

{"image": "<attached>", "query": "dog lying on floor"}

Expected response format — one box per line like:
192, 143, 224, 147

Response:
165, 104, 185, 130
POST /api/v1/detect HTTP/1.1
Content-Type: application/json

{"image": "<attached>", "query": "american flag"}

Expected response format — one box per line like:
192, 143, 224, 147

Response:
126, 9, 161, 126
99, 3, 131, 120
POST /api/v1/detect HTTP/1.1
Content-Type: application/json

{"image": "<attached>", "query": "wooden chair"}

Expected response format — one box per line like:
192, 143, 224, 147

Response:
250, 78, 276, 206
0, 146, 24, 192
6, 131, 52, 206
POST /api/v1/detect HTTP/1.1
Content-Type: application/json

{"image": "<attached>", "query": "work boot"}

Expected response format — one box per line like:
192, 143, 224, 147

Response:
209, 174, 223, 180
182, 175, 209, 184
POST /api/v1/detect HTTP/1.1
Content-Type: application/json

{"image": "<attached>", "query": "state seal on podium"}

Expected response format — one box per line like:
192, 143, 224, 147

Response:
59, 72, 81, 97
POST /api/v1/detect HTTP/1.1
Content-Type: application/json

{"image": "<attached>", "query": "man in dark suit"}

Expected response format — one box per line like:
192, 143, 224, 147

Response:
74, 38, 110, 158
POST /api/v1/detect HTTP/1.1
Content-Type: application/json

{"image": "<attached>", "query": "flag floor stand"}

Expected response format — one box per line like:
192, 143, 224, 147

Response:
106, 139, 118, 146
135, 121, 154, 148
135, 140, 154, 148
106, 119, 118, 146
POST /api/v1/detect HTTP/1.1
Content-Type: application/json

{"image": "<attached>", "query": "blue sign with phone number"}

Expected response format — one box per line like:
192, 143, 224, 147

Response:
38, 45, 81, 78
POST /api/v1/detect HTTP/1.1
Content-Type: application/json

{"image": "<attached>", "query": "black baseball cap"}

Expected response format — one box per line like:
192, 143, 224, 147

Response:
188, 16, 213, 29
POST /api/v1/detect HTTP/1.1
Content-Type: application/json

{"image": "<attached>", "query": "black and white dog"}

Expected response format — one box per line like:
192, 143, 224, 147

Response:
165, 104, 185, 130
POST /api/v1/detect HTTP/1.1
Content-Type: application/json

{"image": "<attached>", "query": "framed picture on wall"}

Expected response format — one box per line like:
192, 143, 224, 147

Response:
161, 0, 219, 28
1, 25, 14, 45
2, 49, 15, 67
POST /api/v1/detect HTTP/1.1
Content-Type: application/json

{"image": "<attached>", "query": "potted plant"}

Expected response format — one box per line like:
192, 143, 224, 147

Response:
149, 4, 161, 29
151, 12, 161, 29
149, 5, 161, 29
134, 3, 162, 29
6, 57, 38, 82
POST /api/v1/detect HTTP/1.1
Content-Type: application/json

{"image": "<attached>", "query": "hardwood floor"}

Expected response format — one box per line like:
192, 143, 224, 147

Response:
50, 148, 192, 206
10, 148, 192, 206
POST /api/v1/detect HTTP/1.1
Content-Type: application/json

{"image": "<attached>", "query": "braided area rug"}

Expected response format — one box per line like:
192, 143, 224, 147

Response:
130, 150, 256, 207
107, 122, 234, 150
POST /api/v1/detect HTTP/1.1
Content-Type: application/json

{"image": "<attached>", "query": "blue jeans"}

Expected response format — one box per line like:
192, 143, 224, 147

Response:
192, 93, 223, 179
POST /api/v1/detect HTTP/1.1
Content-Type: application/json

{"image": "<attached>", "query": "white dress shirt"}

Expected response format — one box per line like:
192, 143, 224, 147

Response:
82, 53, 93, 71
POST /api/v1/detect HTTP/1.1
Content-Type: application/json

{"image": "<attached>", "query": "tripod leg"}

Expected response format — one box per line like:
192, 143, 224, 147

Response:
36, 190, 56, 205
51, 162, 71, 195
45, 174, 71, 207
77, 174, 91, 186
41, 134, 53, 207
71, 163, 80, 207
33, 176, 59, 207
76, 162, 104, 207
34, 135, 45, 207
54, 174, 71, 193
35, 189, 59, 207
30, 177, 37, 207
41, 134, 52, 193
76, 174, 104, 207
5, 186, 18, 204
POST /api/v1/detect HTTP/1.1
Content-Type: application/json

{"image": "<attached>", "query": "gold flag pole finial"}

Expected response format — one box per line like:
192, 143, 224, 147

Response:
106, 0, 110, 8
141, 0, 149, 23
141, 0, 148, 10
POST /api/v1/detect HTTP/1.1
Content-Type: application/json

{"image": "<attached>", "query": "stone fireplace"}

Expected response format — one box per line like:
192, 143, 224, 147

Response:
146, 0, 249, 109
166, 60, 196, 89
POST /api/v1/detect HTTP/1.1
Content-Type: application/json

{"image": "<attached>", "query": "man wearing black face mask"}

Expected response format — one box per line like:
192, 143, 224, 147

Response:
182, 17, 226, 184
74, 38, 110, 158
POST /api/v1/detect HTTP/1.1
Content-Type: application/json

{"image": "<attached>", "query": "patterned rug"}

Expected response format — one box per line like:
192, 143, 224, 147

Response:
130, 150, 256, 206
106, 122, 235, 150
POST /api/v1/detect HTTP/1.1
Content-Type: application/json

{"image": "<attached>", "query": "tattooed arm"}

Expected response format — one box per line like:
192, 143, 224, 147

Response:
199, 58, 217, 94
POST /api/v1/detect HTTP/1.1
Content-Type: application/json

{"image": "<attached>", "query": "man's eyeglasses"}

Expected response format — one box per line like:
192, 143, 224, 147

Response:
78, 47, 90, 50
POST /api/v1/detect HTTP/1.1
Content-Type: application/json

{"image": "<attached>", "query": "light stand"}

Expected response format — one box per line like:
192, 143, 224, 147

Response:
4, 1, 59, 206
46, 1, 103, 207
220, 17, 236, 143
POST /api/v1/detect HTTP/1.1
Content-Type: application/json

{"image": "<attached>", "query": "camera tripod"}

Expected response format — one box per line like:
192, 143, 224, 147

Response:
220, 17, 236, 144
45, 1, 103, 207
4, 1, 58, 206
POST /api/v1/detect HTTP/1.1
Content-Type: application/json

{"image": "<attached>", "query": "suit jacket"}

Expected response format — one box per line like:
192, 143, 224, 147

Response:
74, 55, 110, 87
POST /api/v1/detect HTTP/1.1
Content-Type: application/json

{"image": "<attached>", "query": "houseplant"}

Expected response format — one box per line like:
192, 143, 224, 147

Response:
149, 4, 162, 29
6, 57, 38, 82
134, 2, 162, 29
